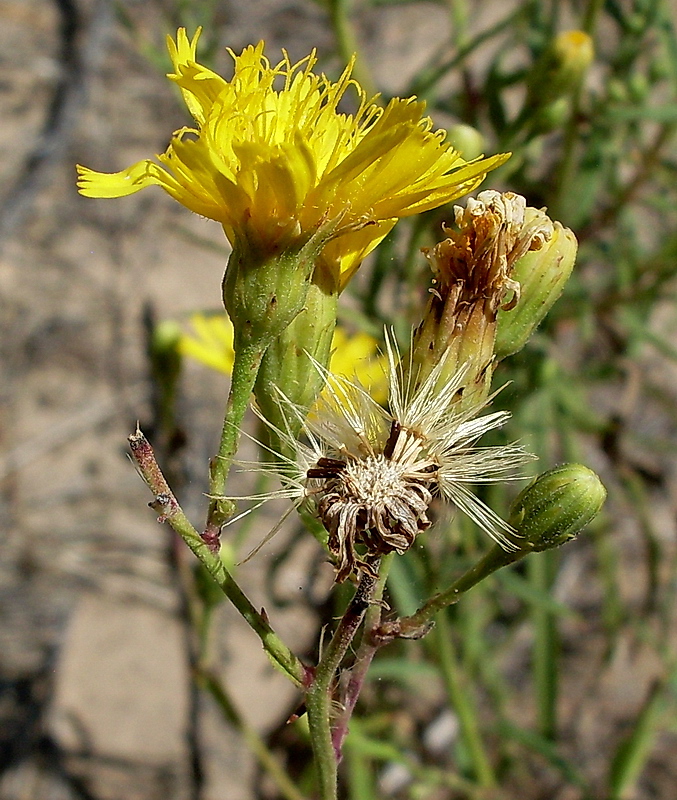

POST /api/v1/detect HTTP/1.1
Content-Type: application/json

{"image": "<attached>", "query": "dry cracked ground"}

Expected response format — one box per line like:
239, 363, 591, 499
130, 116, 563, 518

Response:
2, 2, 677, 800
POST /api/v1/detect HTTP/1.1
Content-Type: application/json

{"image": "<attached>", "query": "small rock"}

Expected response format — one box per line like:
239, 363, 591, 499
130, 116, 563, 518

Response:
48, 593, 191, 800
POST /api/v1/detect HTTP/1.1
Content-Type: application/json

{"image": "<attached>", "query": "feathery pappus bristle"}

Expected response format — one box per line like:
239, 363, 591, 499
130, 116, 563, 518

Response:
224, 333, 535, 581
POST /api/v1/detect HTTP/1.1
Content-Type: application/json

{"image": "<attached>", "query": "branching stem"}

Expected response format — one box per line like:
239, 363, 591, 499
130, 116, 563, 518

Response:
377, 544, 523, 642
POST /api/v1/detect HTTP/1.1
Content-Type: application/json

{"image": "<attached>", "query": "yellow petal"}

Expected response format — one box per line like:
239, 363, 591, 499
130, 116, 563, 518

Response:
179, 313, 234, 374
75, 159, 167, 198
78, 32, 510, 285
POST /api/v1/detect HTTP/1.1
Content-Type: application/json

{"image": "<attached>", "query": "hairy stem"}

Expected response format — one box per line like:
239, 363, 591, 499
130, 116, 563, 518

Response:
306, 564, 380, 799
332, 555, 393, 757
206, 341, 267, 533
129, 428, 308, 688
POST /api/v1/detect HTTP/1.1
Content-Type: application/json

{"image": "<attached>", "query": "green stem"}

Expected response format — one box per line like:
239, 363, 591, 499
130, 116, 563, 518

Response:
128, 428, 307, 688
581, 0, 605, 35
306, 566, 380, 799
378, 544, 523, 641
207, 340, 267, 530
435, 613, 496, 787
408, 7, 521, 100
328, 0, 377, 99
551, 0, 604, 221
447, 0, 470, 51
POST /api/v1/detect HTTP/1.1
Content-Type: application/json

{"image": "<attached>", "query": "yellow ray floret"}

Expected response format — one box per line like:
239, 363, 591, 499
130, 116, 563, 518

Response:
77, 28, 509, 288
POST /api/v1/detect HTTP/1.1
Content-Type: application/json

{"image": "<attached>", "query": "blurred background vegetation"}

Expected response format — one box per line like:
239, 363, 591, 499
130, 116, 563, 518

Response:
134, 0, 677, 797
4, 0, 677, 798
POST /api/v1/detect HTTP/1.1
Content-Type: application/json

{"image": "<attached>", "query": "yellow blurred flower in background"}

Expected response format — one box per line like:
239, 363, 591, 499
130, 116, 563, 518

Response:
77, 28, 508, 289
179, 313, 236, 375
179, 313, 388, 403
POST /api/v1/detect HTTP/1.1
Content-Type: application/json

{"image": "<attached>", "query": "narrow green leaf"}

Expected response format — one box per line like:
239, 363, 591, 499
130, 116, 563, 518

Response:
607, 105, 677, 122
608, 682, 665, 799
496, 568, 579, 618
367, 658, 442, 688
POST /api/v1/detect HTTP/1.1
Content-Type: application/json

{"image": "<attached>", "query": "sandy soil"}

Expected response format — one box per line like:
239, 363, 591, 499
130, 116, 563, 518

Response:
2, 2, 677, 799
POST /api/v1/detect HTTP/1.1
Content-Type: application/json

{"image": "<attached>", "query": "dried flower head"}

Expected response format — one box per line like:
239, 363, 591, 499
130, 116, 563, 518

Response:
412, 191, 555, 410
236, 335, 533, 582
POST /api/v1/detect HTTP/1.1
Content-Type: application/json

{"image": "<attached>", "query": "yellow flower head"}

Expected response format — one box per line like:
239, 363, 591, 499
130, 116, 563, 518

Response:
77, 28, 509, 289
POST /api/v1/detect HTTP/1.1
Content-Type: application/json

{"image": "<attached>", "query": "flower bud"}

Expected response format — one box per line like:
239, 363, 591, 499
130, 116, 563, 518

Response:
255, 277, 338, 456
518, 31, 594, 135
446, 123, 486, 161
526, 31, 594, 110
494, 212, 577, 360
508, 464, 606, 552
628, 72, 650, 103
222, 230, 328, 355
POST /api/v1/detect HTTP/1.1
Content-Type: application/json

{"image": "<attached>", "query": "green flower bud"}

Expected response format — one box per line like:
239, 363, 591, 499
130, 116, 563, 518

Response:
531, 96, 570, 134
628, 72, 650, 103
508, 464, 606, 552
446, 123, 486, 161
495, 212, 577, 360
607, 78, 628, 104
222, 231, 327, 355
255, 275, 338, 456
526, 30, 594, 110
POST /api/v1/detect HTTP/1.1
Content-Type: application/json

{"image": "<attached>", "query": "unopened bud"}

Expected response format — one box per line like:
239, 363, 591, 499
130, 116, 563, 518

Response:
446, 124, 486, 161
508, 464, 606, 552
534, 96, 570, 132
223, 235, 320, 354
527, 30, 594, 109
628, 72, 650, 103
495, 211, 577, 360
255, 279, 337, 455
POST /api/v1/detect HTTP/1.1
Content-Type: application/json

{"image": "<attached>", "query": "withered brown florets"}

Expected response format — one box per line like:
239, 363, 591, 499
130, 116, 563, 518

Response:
242, 332, 532, 582
309, 421, 437, 582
